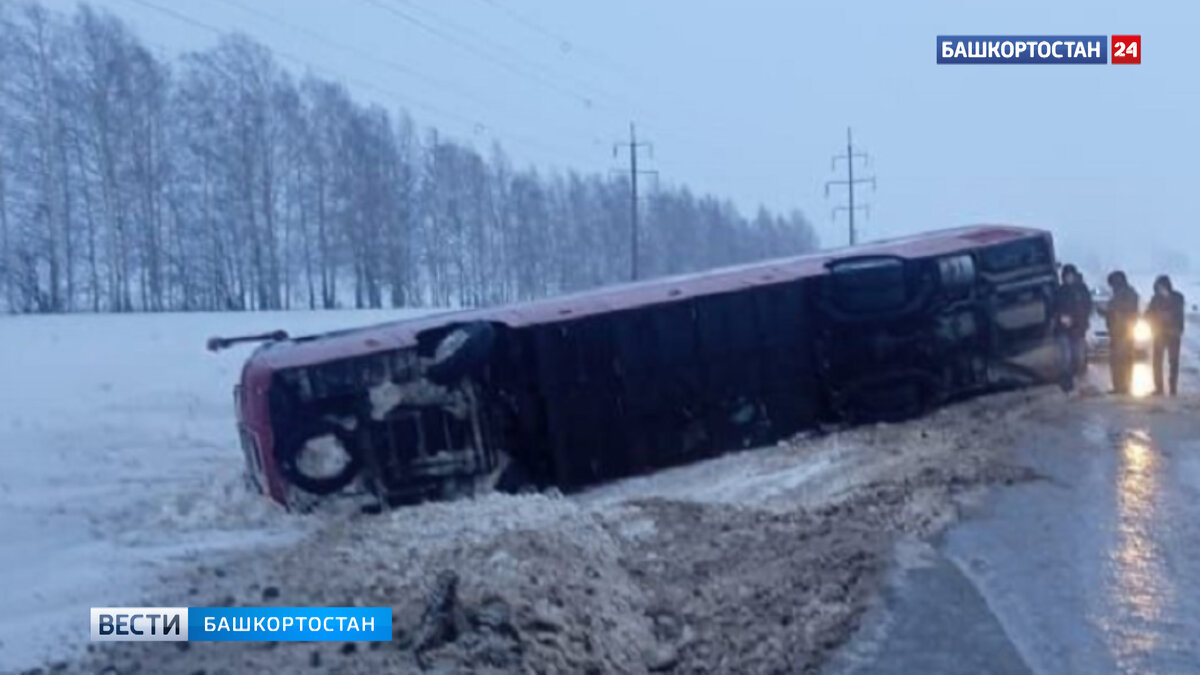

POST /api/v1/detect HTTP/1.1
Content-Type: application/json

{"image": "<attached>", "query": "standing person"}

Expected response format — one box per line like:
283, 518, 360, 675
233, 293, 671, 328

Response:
1145, 275, 1185, 396
1099, 271, 1139, 394
1054, 264, 1093, 391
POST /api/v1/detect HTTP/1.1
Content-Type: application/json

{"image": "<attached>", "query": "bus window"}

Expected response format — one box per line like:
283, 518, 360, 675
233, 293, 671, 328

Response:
826, 256, 909, 314
937, 254, 976, 289
977, 237, 1050, 274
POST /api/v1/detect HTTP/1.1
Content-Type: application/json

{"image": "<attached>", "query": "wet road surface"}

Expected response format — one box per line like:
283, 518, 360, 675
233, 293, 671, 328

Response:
832, 356, 1200, 674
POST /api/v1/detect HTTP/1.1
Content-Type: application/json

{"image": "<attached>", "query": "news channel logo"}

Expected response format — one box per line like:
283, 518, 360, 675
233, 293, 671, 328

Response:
90, 607, 393, 642
936, 35, 1141, 64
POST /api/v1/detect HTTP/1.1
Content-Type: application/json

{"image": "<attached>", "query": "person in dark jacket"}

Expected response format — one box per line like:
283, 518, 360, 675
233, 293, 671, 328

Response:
1099, 271, 1139, 394
1145, 274, 1186, 395
1054, 264, 1092, 391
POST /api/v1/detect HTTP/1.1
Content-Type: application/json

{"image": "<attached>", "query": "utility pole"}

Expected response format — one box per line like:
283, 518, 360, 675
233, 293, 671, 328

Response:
825, 127, 876, 246
613, 122, 656, 281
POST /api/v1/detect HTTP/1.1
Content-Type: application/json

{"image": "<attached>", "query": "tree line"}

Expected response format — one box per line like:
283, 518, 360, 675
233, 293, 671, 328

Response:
0, 1, 819, 314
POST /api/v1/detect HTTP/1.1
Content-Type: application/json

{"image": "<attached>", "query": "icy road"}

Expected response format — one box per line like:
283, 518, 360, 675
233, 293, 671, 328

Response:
833, 324, 1200, 675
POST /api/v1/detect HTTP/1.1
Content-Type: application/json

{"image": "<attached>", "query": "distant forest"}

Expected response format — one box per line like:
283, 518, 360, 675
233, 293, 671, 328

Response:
0, 2, 818, 314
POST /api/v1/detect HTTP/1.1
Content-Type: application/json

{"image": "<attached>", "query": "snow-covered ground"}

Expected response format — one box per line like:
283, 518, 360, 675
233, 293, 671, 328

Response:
0, 309, 435, 671
3, 306, 1171, 674
60, 385, 1052, 675
0, 308, 1059, 674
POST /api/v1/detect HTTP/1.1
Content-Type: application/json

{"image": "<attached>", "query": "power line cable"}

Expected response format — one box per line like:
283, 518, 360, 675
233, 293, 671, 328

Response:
357, 0, 599, 110
204, 0, 607, 154
471, 0, 639, 79
395, 0, 625, 111
122, 0, 792, 211
397, 1, 749, 169
122, 0, 465, 124
204, 0, 491, 109
116, 0, 589, 165
438, 0, 691, 134
373, 0, 768, 185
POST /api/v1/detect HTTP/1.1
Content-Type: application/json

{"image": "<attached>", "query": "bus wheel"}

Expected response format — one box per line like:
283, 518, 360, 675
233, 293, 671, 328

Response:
277, 420, 362, 496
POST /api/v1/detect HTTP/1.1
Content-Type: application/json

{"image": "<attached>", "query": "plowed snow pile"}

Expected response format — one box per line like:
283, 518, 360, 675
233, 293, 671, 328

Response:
0, 310, 429, 672
66, 388, 1060, 675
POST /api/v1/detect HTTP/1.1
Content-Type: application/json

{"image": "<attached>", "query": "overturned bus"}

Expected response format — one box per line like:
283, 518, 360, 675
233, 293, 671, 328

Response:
221, 224, 1062, 510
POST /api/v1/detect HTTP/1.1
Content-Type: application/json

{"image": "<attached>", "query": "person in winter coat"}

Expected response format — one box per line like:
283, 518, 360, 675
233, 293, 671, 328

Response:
1099, 271, 1139, 394
1145, 274, 1186, 396
1054, 264, 1093, 391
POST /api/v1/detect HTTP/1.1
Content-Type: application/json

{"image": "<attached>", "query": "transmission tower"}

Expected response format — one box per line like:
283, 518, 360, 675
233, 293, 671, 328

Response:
825, 127, 876, 246
613, 122, 658, 281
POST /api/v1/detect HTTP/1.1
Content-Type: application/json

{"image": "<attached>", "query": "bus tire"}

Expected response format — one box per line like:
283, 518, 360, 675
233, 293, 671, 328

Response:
277, 420, 362, 496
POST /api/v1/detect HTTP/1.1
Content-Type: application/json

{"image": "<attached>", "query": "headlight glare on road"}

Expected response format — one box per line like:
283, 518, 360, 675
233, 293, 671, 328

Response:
1132, 319, 1152, 344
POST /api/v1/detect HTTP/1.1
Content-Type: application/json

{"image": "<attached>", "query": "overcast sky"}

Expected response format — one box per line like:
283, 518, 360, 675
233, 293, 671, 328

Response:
38, 0, 1199, 276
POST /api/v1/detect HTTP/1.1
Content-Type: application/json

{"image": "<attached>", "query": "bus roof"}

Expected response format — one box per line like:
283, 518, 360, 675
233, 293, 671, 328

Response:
252, 224, 1045, 370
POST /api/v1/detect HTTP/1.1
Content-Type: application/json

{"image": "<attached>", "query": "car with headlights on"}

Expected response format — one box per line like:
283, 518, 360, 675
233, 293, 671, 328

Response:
1087, 288, 1152, 360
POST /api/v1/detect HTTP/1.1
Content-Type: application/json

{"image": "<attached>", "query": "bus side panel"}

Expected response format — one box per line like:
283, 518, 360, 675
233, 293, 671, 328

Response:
756, 281, 822, 438
535, 280, 822, 490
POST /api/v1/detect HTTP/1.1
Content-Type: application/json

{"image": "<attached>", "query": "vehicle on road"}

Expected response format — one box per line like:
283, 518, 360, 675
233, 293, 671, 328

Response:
217, 224, 1064, 511
1086, 287, 1152, 360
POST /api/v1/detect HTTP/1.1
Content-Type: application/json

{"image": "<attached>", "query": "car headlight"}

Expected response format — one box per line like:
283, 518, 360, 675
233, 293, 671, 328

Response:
1132, 318, 1152, 343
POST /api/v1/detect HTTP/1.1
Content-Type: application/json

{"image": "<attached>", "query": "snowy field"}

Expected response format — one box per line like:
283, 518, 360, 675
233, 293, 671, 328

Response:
0, 309, 435, 671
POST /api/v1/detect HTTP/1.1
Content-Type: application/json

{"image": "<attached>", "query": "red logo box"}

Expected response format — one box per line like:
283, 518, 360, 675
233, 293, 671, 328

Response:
1112, 35, 1141, 64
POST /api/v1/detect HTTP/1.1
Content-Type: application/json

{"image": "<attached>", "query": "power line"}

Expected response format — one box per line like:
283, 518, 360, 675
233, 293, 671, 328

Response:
462, 0, 736, 155
482, 0, 639, 80
116, 0, 589, 166
472, 0, 625, 71
121, 0, 464, 124
124, 0, 794, 218
389, 0, 733, 172
357, 0, 599, 111
393, 0, 728, 159
204, 0, 491, 110
612, 122, 657, 281
204, 0, 608, 161
378, 0, 771, 193
453, 1, 678, 132
397, 0, 626, 110
374, 0, 630, 143
824, 127, 875, 246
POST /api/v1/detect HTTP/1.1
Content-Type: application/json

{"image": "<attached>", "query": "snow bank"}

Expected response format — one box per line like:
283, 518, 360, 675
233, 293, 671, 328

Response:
0, 309, 436, 671
66, 387, 1061, 675
582, 389, 1043, 519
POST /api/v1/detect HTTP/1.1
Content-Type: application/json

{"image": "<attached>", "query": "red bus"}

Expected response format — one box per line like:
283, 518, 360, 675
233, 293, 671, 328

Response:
221, 224, 1061, 510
